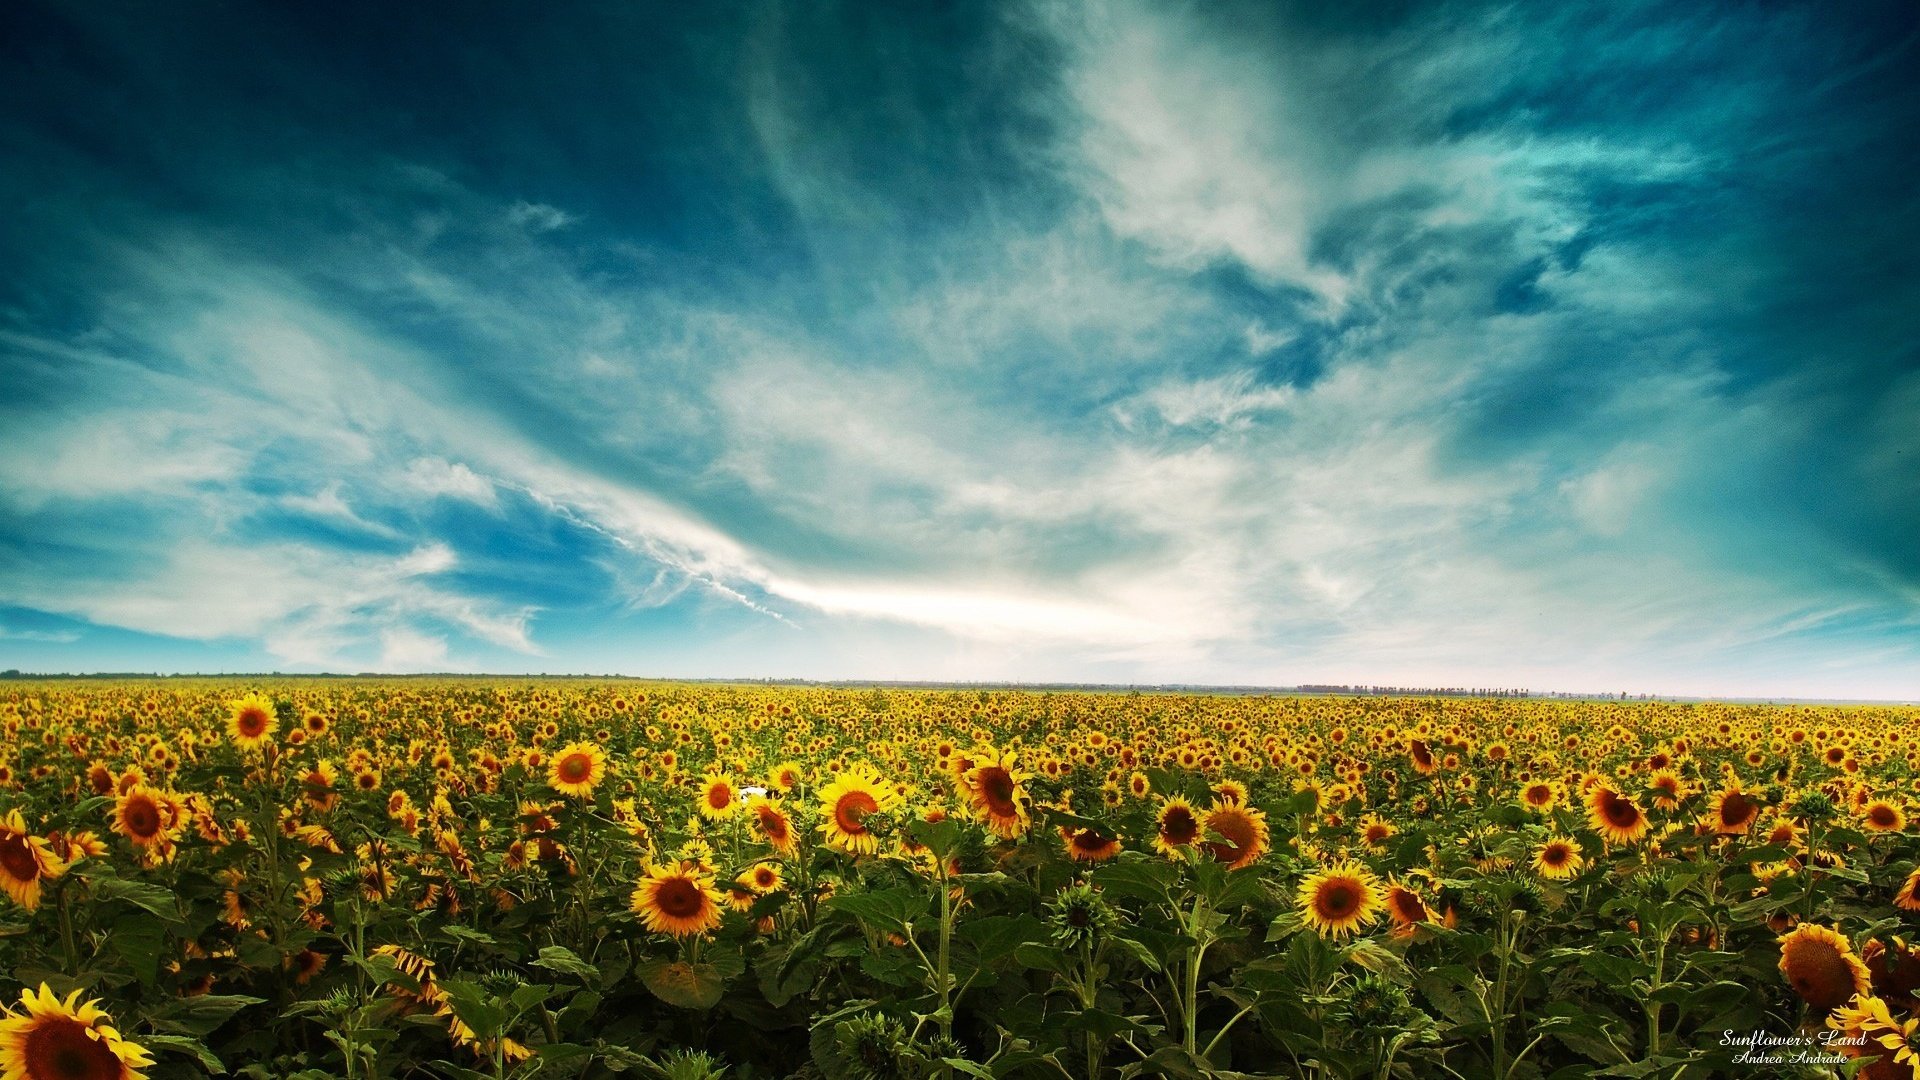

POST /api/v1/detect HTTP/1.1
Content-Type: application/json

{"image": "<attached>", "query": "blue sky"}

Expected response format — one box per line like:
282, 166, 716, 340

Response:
2, 1, 1916, 697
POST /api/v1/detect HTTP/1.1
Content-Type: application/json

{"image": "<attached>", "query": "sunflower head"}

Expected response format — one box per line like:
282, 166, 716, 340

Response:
1779, 924, 1873, 1017
1153, 796, 1201, 858
0, 811, 65, 912
630, 864, 725, 938
1201, 800, 1270, 870
1297, 860, 1384, 939
0, 983, 154, 1080
226, 693, 279, 753
547, 742, 607, 798
1047, 883, 1117, 949
817, 764, 902, 856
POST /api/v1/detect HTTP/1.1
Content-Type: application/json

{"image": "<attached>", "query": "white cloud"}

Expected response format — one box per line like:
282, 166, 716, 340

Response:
398, 457, 499, 508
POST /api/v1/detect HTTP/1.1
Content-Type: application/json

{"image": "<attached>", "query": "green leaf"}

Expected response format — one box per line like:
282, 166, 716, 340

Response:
109, 915, 168, 986
149, 994, 266, 1038
91, 876, 185, 924
822, 887, 928, 934
957, 914, 1047, 967
636, 958, 728, 1010
143, 1034, 227, 1075
533, 945, 600, 982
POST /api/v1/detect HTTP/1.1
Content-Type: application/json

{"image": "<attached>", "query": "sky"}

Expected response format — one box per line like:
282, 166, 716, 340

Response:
1, 1, 1916, 698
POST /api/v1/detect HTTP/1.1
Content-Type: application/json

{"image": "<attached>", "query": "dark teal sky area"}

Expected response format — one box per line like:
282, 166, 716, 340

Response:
2, 1, 1916, 697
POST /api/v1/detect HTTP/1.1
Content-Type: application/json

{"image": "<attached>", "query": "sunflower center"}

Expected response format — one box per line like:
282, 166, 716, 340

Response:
557, 755, 591, 783
1318, 881, 1359, 916
655, 877, 703, 918
706, 786, 731, 809
24, 1016, 122, 1080
237, 709, 268, 736
835, 791, 879, 834
0, 833, 40, 882
1720, 793, 1755, 826
757, 807, 789, 839
1601, 794, 1640, 827
1161, 808, 1198, 844
977, 769, 1016, 813
123, 799, 160, 838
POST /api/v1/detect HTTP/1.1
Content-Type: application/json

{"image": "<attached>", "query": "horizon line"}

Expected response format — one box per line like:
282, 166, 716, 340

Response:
0, 669, 1913, 706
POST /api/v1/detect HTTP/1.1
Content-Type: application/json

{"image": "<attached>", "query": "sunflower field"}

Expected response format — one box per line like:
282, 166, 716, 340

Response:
2, 680, 1918, 1080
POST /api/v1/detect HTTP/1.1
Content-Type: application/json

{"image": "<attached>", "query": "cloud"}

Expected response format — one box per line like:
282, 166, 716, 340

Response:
0, 0, 1914, 696
397, 457, 498, 508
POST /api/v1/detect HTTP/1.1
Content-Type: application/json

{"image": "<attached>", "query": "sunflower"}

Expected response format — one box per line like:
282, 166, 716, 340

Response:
1297, 860, 1384, 939
1586, 785, 1649, 846
767, 762, 804, 794
547, 742, 607, 798
1532, 837, 1584, 880
1864, 937, 1920, 1011
0, 983, 153, 1080
225, 693, 278, 753
1778, 924, 1872, 1017
1153, 796, 1201, 858
1061, 826, 1123, 863
1707, 785, 1760, 835
817, 764, 901, 856
1519, 780, 1560, 812
1357, 813, 1396, 850
1863, 800, 1907, 834
0, 812, 64, 913
697, 774, 739, 821
630, 864, 725, 938
961, 748, 1032, 840
1202, 800, 1271, 870
1834, 993, 1920, 1073
744, 862, 784, 894
110, 786, 173, 850
1383, 882, 1433, 936
749, 797, 798, 857
1409, 738, 1437, 775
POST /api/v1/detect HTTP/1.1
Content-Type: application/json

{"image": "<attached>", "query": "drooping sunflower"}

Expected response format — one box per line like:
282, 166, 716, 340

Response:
1586, 785, 1649, 846
1297, 860, 1384, 939
1862, 800, 1907, 834
1382, 881, 1432, 936
1061, 826, 1123, 863
0, 983, 154, 1080
1707, 785, 1761, 835
1897, 870, 1920, 913
748, 797, 798, 857
547, 742, 607, 798
1153, 796, 1201, 858
629, 864, 725, 938
1864, 937, 1920, 1012
697, 774, 739, 821
961, 748, 1031, 840
817, 764, 901, 856
225, 693, 278, 753
0, 812, 64, 912
1778, 923, 1872, 1017
111, 786, 173, 850
1532, 837, 1584, 880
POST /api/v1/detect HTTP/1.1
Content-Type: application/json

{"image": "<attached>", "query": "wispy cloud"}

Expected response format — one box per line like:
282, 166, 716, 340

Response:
0, 0, 1914, 695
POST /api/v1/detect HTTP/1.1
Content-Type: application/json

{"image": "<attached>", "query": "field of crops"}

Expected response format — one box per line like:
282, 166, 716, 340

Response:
1, 681, 1917, 1080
